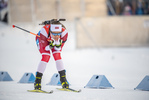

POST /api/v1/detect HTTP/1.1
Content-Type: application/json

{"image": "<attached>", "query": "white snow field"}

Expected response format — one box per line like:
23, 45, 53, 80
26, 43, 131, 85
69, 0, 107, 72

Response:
0, 22, 149, 100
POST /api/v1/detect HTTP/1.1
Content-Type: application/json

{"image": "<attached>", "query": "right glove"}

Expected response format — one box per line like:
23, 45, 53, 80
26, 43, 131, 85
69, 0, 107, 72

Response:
49, 39, 55, 49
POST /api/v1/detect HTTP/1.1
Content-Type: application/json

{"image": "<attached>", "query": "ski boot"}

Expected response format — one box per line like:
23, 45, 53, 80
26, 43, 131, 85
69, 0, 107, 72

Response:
34, 72, 43, 90
59, 70, 69, 88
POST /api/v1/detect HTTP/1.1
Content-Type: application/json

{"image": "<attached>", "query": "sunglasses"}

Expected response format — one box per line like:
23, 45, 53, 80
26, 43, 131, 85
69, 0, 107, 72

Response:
51, 32, 62, 36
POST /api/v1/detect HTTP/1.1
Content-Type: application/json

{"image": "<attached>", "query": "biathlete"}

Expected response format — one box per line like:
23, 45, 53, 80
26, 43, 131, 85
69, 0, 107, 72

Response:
34, 19, 69, 90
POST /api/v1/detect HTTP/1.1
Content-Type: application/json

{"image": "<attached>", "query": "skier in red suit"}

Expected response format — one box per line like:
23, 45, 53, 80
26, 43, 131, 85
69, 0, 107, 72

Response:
34, 21, 69, 90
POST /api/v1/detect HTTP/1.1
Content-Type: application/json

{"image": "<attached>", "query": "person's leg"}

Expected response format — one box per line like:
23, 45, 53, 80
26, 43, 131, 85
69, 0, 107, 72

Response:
53, 51, 69, 88
37, 54, 51, 73
53, 52, 64, 71
34, 53, 50, 90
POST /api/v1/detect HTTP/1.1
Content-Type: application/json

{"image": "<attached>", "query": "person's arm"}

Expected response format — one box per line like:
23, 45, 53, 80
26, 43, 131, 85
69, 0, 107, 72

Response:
38, 27, 49, 50
60, 29, 68, 48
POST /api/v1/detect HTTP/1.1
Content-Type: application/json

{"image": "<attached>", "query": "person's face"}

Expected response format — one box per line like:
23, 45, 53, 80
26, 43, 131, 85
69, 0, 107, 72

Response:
51, 31, 61, 41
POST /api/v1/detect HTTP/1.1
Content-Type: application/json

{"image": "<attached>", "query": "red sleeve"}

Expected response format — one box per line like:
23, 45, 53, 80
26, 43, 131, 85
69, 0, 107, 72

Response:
61, 33, 68, 43
61, 27, 68, 43
38, 34, 49, 48
36, 26, 49, 50
60, 29, 68, 48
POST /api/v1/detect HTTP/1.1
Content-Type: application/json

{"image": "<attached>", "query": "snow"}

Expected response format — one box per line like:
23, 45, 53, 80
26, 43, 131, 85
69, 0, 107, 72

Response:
0, 22, 149, 100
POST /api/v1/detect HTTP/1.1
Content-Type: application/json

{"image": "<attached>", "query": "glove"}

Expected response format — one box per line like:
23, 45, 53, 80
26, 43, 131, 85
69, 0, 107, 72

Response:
49, 39, 55, 49
48, 38, 62, 49
55, 39, 62, 48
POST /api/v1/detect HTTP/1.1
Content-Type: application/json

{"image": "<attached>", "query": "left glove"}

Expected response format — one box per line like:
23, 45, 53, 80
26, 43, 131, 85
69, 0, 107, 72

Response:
54, 39, 62, 51
55, 39, 62, 48
48, 38, 62, 50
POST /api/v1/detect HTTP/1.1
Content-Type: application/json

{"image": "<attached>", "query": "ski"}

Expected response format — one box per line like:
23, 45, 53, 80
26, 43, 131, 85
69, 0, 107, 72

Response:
27, 89, 53, 94
56, 88, 81, 93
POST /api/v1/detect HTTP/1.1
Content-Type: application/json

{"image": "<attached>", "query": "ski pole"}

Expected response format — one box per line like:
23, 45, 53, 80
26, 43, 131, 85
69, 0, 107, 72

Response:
12, 25, 40, 37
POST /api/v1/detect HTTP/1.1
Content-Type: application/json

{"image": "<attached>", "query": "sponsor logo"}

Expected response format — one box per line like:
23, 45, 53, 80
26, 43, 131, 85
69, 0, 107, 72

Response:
55, 27, 59, 29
